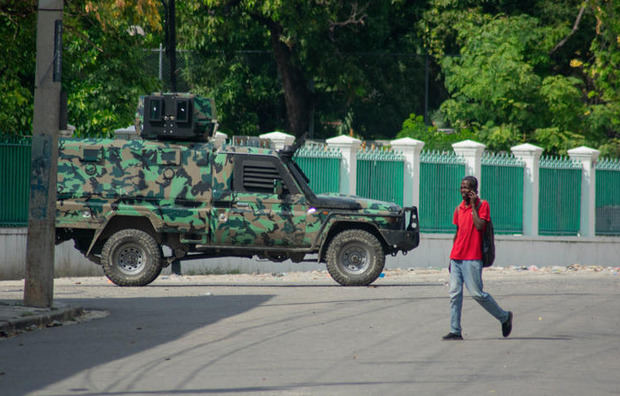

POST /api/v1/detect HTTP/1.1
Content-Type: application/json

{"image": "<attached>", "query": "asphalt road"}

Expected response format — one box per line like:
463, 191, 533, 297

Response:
1, 269, 619, 396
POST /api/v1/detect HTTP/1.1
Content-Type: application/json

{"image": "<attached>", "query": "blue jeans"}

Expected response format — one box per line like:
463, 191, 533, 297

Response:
449, 259, 510, 335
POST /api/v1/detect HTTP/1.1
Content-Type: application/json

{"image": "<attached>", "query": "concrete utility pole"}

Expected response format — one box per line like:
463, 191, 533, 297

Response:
24, 0, 64, 308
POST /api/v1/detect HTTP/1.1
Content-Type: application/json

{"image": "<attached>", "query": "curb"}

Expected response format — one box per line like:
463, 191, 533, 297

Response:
0, 303, 84, 337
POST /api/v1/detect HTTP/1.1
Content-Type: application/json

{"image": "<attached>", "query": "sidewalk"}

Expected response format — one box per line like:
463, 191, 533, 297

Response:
0, 300, 83, 337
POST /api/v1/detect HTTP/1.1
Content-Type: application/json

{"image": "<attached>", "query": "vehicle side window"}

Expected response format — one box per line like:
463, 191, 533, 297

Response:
232, 155, 295, 194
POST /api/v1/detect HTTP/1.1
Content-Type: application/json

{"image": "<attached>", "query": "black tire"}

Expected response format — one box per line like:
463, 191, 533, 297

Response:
326, 229, 385, 286
101, 229, 163, 286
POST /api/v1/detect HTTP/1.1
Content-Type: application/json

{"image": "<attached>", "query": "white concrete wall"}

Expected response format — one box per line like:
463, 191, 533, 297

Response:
1, 228, 103, 279
2, 228, 619, 280
392, 233, 620, 269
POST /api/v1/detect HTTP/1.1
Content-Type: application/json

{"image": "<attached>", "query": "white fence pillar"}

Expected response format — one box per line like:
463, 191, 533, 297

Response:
326, 135, 361, 195
259, 131, 295, 150
511, 143, 544, 236
211, 131, 228, 148
452, 139, 486, 190
568, 146, 600, 237
391, 137, 425, 208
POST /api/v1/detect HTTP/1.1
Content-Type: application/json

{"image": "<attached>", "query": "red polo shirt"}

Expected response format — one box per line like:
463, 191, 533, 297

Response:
450, 199, 490, 260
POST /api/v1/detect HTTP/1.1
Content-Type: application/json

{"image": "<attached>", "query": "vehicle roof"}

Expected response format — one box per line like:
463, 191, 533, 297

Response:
60, 137, 280, 157
218, 144, 277, 156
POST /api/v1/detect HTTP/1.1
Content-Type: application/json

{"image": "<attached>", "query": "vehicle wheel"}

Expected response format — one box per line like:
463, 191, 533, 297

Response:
326, 229, 385, 286
101, 229, 162, 286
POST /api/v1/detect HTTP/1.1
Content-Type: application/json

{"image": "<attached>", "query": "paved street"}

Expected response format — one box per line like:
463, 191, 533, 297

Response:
1, 268, 619, 396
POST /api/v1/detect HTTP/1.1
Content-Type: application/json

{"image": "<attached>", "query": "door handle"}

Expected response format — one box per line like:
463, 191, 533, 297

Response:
236, 202, 250, 207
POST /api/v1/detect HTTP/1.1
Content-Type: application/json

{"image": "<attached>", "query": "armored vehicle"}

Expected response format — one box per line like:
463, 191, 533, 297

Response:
56, 93, 420, 286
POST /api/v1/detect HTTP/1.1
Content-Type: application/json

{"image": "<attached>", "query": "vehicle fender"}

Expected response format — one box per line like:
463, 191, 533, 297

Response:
85, 209, 163, 256
315, 217, 387, 262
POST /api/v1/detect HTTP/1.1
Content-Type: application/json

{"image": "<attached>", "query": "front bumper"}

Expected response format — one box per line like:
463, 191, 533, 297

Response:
381, 206, 420, 253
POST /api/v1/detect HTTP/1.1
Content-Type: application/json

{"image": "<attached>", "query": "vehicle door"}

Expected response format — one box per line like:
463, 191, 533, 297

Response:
211, 153, 314, 247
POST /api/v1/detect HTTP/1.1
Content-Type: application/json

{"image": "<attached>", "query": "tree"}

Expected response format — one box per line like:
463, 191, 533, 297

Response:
0, 1, 432, 141
62, 0, 163, 136
419, 0, 620, 156
583, 0, 620, 157
0, 1, 37, 135
438, 14, 587, 153
0, 0, 164, 137
178, 0, 428, 139
179, 0, 366, 138
396, 113, 476, 152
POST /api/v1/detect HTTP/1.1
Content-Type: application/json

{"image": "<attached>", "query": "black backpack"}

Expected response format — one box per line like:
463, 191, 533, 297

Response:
477, 201, 495, 267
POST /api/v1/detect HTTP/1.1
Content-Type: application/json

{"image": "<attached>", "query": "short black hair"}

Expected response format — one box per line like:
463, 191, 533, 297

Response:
462, 176, 478, 193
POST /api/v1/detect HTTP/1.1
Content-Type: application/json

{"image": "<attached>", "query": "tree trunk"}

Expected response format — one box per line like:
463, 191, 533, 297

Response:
268, 26, 313, 138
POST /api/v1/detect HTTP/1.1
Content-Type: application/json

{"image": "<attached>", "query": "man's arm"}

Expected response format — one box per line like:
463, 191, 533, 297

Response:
471, 200, 487, 231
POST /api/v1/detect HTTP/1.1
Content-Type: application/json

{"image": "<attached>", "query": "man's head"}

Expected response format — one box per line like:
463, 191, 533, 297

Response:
460, 176, 478, 202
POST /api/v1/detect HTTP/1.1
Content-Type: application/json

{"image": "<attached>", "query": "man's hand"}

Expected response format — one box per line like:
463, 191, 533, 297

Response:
468, 191, 478, 206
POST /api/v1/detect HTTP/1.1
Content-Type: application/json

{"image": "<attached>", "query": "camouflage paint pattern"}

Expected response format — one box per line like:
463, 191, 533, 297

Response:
57, 138, 213, 235
57, 137, 418, 256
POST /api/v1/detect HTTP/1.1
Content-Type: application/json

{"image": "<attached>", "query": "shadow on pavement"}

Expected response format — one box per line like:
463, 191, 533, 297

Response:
50, 282, 445, 291
0, 294, 273, 396
469, 336, 573, 341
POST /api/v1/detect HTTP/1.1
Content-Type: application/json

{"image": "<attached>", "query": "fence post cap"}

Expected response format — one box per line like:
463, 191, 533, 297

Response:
326, 135, 362, 147
211, 131, 228, 148
511, 143, 544, 155
259, 131, 294, 139
259, 131, 295, 141
259, 131, 296, 150
390, 137, 425, 148
567, 146, 601, 161
451, 139, 486, 149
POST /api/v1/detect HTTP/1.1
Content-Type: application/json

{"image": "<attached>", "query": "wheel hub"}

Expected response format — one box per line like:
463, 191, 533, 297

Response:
116, 245, 145, 275
340, 244, 369, 273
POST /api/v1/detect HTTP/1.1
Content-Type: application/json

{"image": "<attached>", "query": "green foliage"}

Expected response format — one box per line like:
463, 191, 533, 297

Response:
178, 1, 427, 138
477, 123, 523, 152
397, 113, 476, 151
440, 15, 552, 142
582, 0, 620, 154
183, 50, 283, 137
0, 1, 162, 138
63, 1, 162, 137
0, 0, 618, 158
534, 127, 586, 154
0, 1, 36, 135
422, 0, 620, 156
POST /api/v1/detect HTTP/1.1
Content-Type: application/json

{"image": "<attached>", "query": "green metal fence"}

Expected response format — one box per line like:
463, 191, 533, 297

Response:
0, 136, 31, 227
595, 158, 620, 235
481, 152, 524, 234
419, 150, 465, 232
293, 145, 341, 194
4, 134, 620, 238
538, 156, 582, 236
356, 148, 404, 206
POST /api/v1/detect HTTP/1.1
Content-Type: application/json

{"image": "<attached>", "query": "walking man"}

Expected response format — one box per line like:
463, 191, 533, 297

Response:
443, 176, 513, 340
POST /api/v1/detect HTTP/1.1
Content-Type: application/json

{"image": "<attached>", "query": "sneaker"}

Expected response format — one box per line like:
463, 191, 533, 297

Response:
502, 311, 513, 337
442, 332, 463, 341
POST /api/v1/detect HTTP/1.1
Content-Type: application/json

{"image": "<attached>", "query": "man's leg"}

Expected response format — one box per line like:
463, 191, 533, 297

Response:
462, 260, 510, 324
448, 259, 464, 336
